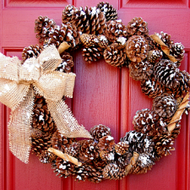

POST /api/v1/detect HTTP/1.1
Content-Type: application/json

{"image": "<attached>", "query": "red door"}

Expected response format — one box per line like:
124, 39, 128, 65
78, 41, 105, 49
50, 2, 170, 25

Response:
0, 0, 190, 190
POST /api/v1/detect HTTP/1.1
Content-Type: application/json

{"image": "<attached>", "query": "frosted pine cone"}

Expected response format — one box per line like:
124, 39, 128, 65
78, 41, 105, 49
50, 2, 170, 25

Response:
153, 135, 175, 160
127, 17, 149, 37
129, 60, 153, 81
153, 93, 177, 123
90, 124, 111, 141
116, 152, 132, 168
22, 45, 43, 62
62, 5, 78, 23
96, 2, 118, 21
147, 50, 163, 64
65, 141, 81, 157
97, 135, 115, 152
104, 20, 128, 42
56, 52, 74, 73
97, 35, 109, 48
120, 131, 154, 155
155, 31, 173, 48
80, 33, 98, 47
82, 45, 103, 63
35, 16, 56, 43
103, 43, 127, 67
115, 142, 129, 155
99, 151, 115, 162
78, 140, 98, 163
170, 42, 185, 65
140, 76, 165, 98
133, 109, 167, 138
154, 59, 179, 89
126, 35, 148, 62
39, 150, 57, 164
103, 163, 125, 180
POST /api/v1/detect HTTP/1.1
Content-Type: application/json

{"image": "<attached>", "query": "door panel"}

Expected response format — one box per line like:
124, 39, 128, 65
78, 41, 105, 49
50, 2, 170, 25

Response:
0, 0, 190, 190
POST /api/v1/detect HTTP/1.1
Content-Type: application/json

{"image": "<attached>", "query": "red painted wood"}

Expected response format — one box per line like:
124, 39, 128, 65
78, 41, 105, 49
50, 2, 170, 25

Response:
0, 0, 190, 190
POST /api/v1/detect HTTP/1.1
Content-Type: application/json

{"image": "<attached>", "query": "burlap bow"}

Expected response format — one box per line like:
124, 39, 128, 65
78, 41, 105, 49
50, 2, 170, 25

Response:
0, 45, 91, 164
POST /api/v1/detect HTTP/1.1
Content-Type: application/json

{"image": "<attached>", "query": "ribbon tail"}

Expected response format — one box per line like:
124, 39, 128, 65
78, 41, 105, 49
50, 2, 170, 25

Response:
8, 86, 34, 163
47, 99, 92, 138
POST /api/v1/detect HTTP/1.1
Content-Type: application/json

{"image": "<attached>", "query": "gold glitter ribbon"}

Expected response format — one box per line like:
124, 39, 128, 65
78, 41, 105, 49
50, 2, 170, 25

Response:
0, 45, 91, 164
150, 33, 177, 63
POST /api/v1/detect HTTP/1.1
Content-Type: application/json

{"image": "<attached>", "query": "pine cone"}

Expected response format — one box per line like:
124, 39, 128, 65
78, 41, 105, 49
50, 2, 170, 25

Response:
82, 45, 103, 63
140, 76, 165, 98
97, 135, 115, 152
65, 141, 81, 157
39, 150, 57, 164
126, 35, 148, 62
170, 42, 185, 65
155, 31, 173, 48
116, 152, 132, 168
120, 131, 154, 155
78, 140, 98, 163
127, 17, 149, 37
56, 52, 74, 73
47, 23, 80, 49
80, 33, 98, 47
90, 124, 111, 141
99, 151, 115, 162
103, 163, 125, 180
53, 157, 75, 178
129, 60, 153, 81
153, 93, 177, 123
97, 35, 109, 48
96, 2, 118, 21
22, 45, 44, 63
62, 5, 78, 23
115, 142, 129, 155
103, 43, 127, 67
74, 165, 89, 182
147, 50, 163, 64
35, 16, 56, 43
153, 135, 175, 160
133, 109, 167, 138
104, 20, 128, 43
154, 59, 179, 89
51, 130, 75, 152
85, 165, 103, 183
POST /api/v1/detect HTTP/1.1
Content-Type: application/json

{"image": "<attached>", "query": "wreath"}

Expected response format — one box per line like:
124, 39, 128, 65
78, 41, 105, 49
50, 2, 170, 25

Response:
0, 2, 190, 183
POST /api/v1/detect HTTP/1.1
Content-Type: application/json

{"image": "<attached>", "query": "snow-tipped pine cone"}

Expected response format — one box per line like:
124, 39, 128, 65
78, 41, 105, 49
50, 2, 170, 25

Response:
152, 93, 177, 123
127, 17, 149, 37
104, 20, 128, 43
96, 2, 118, 21
147, 50, 163, 64
90, 124, 111, 141
62, 4, 78, 23
115, 142, 129, 155
126, 35, 148, 62
155, 31, 173, 48
129, 60, 153, 81
103, 43, 127, 67
133, 109, 167, 138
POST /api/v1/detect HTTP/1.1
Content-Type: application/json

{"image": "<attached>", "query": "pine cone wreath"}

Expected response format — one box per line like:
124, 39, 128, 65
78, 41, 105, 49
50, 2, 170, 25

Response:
152, 93, 177, 123
96, 2, 118, 21
129, 60, 153, 81
140, 76, 165, 98
35, 16, 56, 43
104, 20, 128, 43
56, 52, 74, 73
127, 17, 149, 37
22, 44, 44, 63
78, 140, 99, 163
103, 163, 125, 180
103, 43, 127, 67
133, 109, 167, 138
120, 131, 154, 155
170, 42, 185, 65
90, 124, 111, 141
126, 35, 148, 62
82, 45, 103, 63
